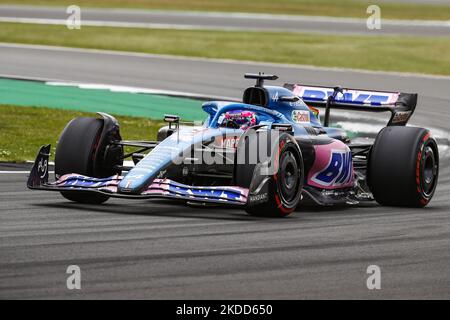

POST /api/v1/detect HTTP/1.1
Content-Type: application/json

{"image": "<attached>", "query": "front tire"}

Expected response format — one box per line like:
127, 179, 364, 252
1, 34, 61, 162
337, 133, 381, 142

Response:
55, 117, 116, 204
368, 126, 439, 207
236, 131, 304, 217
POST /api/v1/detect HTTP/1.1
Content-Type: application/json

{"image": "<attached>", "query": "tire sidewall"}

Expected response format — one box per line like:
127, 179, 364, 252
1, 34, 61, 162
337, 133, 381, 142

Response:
415, 134, 439, 206
270, 136, 304, 215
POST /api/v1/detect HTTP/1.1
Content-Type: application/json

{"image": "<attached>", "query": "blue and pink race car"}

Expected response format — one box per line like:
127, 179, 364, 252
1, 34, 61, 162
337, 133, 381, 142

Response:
27, 73, 439, 217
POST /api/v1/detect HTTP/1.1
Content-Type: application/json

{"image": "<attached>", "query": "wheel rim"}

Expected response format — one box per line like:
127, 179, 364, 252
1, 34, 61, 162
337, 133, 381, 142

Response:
422, 145, 438, 197
279, 150, 301, 204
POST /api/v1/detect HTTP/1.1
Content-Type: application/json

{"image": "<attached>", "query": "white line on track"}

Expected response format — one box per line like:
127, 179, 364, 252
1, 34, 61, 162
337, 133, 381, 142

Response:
0, 17, 268, 32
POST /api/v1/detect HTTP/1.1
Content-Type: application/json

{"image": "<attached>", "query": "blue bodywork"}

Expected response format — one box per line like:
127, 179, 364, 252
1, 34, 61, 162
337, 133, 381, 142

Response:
117, 85, 344, 195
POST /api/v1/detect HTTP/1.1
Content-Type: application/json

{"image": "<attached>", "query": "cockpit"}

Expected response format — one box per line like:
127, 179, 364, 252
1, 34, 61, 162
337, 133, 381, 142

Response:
218, 110, 258, 130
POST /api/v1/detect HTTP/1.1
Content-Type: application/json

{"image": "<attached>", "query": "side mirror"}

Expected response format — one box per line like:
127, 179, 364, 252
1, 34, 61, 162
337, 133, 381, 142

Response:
164, 114, 180, 123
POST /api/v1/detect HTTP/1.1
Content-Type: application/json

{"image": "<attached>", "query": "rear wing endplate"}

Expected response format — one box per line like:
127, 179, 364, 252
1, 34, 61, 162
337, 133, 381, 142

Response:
284, 83, 417, 126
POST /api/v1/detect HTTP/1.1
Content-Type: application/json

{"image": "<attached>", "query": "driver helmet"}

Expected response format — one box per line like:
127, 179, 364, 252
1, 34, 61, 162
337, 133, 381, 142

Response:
220, 110, 257, 130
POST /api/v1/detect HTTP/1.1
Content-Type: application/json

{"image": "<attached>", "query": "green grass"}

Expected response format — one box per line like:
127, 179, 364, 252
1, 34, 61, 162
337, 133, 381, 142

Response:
0, 104, 164, 162
1, 22, 449, 76
1, 0, 449, 20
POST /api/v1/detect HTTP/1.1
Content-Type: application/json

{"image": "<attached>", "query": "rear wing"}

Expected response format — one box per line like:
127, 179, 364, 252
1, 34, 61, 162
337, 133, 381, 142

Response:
284, 83, 417, 126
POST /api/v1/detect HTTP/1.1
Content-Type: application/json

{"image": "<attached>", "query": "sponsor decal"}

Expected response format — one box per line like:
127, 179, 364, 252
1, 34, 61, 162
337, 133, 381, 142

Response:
292, 110, 310, 124
215, 136, 240, 149
293, 85, 399, 106
391, 111, 411, 124
249, 193, 268, 204
289, 100, 303, 107
156, 170, 167, 179
311, 150, 353, 187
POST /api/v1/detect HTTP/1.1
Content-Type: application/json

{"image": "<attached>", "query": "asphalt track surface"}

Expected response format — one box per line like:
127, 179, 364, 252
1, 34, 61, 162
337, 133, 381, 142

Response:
1, 44, 450, 299
0, 5, 449, 36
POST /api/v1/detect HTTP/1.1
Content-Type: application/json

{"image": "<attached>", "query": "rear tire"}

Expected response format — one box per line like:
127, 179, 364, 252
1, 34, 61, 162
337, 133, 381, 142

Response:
368, 126, 439, 207
55, 117, 111, 204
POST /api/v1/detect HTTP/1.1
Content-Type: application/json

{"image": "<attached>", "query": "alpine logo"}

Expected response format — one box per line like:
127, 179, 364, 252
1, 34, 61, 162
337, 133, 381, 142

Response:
311, 150, 353, 187
272, 92, 279, 102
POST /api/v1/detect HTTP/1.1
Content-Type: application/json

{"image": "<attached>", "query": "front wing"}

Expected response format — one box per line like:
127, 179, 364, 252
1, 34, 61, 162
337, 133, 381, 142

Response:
27, 145, 248, 206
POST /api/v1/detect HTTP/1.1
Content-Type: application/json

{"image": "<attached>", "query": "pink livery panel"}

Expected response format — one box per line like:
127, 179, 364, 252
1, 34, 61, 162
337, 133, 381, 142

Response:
307, 140, 354, 189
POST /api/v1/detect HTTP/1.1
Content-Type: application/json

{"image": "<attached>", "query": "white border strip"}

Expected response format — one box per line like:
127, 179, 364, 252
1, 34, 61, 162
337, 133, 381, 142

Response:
0, 17, 276, 32
44, 81, 237, 101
